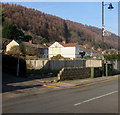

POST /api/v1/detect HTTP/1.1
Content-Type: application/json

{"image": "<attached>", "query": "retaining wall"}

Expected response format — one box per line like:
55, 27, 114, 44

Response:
26, 59, 102, 70
58, 67, 91, 80
26, 59, 86, 70
58, 67, 103, 80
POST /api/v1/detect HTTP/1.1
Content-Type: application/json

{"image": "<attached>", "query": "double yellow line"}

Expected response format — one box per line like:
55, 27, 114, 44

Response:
43, 77, 118, 89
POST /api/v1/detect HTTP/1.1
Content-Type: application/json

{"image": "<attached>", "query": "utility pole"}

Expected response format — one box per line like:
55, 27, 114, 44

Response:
101, 1, 114, 76
102, 1, 114, 50
17, 38, 22, 77
102, 1, 104, 49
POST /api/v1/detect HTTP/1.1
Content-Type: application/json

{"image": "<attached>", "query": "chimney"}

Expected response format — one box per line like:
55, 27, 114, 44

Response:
62, 41, 66, 44
97, 48, 101, 51
43, 43, 46, 46
29, 40, 32, 44
91, 46, 94, 50
102, 50, 106, 54
83, 44, 86, 49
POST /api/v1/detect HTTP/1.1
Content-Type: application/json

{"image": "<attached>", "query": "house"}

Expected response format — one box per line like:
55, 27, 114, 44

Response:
79, 46, 102, 59
2, 39, 48, 58
23, 41, 48, 58
49, 41, 81, 59
6, 40, 19, 52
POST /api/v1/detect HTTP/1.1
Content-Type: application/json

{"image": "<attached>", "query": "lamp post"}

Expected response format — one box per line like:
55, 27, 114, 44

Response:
102, 1, 114, 49
17, 37, 22, 77
102, 1, 114, 76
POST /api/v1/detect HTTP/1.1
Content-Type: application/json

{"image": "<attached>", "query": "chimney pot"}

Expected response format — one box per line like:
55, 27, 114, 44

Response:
62, 41, 66, 44
29, 40, 32, 44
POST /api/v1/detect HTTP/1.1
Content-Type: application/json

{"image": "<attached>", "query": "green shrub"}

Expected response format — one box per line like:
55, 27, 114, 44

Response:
51, 54, 70, 60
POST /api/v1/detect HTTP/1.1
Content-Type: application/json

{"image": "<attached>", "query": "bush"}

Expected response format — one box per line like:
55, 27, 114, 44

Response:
104, 53, 120, 61
51, 54, 70, 60
84, 56, 91, 59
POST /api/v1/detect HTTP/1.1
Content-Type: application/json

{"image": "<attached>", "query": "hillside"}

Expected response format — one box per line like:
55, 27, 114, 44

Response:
2, 3, 118, 49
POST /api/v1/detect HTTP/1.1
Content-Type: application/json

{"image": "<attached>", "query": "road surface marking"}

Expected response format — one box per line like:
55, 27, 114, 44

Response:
43, 77, 118, 89
74, 90, 118, 106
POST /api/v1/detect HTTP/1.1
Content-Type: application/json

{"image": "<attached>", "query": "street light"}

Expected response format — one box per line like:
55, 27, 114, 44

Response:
102, 1, 114, 49
17, 37, 22, 77
102, 1, 114, 76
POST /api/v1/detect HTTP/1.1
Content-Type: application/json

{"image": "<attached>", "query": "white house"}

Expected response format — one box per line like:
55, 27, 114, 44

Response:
48, 41, 81, 59
6, 40, 19, 52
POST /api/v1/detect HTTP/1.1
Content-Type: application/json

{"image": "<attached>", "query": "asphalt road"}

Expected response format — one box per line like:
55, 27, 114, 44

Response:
3, 78, 118, 113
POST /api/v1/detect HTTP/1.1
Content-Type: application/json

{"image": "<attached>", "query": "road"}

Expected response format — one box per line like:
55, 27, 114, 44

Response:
3, 78, 118, 113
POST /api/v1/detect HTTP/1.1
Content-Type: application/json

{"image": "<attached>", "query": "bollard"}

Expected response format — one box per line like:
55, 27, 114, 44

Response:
105, 63, 108, 76
91, 67, 94, 78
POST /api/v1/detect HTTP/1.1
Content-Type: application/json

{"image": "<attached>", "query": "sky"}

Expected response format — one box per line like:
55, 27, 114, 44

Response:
2, 2, 118, 35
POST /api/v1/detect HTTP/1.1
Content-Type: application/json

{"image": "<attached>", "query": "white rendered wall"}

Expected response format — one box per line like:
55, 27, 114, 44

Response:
75, 45, 81, 58
49, 47, 62, 58
61, 47, 75, 59
49, 46, 76, 59
49, 42, 63, 58
48, 42, 80, 59
6, 40, 19, 52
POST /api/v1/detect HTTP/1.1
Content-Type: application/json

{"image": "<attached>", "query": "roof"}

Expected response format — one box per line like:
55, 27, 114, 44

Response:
23, 42, 48, 48
7, 40, 19, 46
79, 46, 98, 53
2, 39, 19, 50
59, 42, 78, 47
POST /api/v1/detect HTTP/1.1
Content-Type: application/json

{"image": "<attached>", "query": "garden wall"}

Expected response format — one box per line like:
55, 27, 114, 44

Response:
26, 59, 102, 70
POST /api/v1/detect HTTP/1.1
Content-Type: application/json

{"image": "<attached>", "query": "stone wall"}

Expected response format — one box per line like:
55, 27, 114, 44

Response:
58, 67, 91, 80
57, 67, 103, 81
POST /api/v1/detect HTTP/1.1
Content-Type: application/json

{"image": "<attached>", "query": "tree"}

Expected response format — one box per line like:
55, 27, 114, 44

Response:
2, 23, 24, 40
2, 3, 118, 49
104, 53, 120, 61
25, 46, 39, 56
19, 43, 26, 56
63, 21, 70, 43
40, 38, 48, 44
24, 35, 32, 42
0, 7, 5, 23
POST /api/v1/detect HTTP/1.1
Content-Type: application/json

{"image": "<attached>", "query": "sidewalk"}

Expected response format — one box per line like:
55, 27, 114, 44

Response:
3, 74, 119, 100
42, 75, 119, 88
3, 73, 119, 92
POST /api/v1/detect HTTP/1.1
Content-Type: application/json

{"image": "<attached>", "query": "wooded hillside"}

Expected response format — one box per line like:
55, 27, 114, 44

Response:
2, 3, 118, 49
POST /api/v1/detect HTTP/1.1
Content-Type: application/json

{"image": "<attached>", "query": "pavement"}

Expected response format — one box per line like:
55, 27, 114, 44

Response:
43, 75, 119, 88
3, 73, 119, 93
